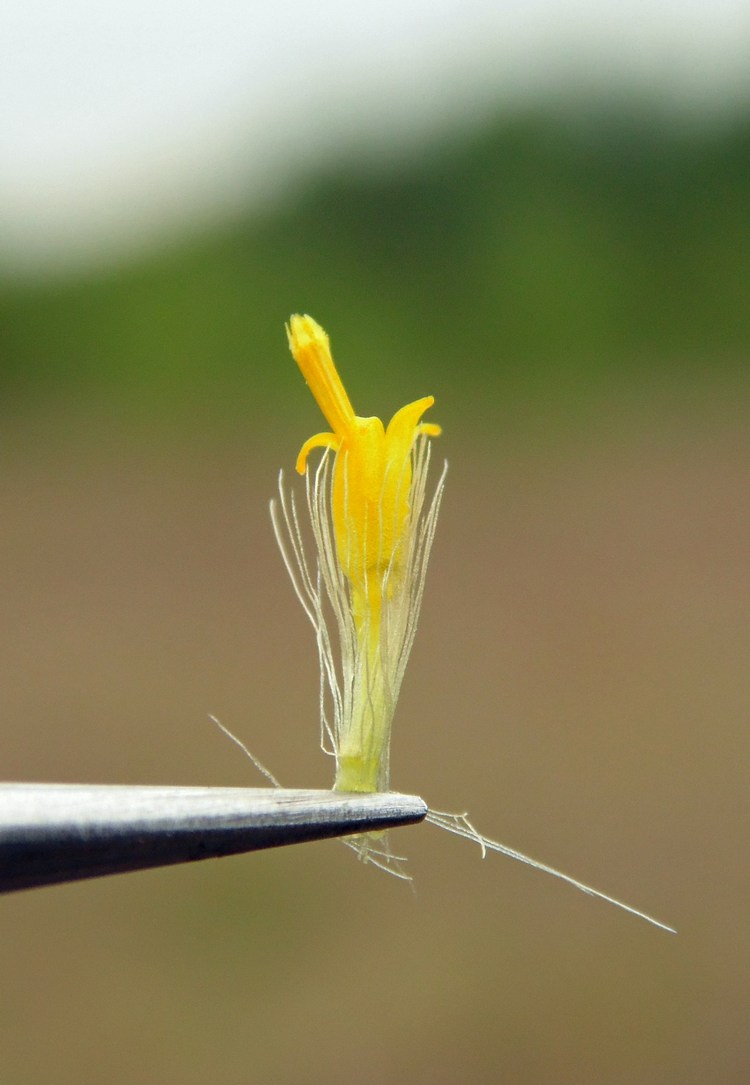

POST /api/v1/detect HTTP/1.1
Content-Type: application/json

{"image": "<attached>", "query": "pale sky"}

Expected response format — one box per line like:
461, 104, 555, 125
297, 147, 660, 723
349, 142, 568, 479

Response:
1, 0, 749, 276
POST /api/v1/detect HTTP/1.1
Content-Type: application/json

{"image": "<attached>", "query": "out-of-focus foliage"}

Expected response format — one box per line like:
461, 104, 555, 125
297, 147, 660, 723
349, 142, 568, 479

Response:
2, 107, 749, 420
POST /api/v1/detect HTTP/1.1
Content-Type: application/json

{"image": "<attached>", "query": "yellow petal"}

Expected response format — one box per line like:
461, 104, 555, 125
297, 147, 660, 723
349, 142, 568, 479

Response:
296, 431, 339, 474
331, 416, 386, 588
384, 395, 439, 454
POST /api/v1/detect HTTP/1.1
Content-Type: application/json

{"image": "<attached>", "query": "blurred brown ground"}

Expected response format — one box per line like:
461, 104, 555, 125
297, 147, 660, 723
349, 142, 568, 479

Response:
1, 378, 748, 1084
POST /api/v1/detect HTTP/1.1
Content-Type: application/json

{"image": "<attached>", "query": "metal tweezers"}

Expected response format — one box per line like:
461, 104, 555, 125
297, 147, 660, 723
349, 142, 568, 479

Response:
0, 783, 427, 894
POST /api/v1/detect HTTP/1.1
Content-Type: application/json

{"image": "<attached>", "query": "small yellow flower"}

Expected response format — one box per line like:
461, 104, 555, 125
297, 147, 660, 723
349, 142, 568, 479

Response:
272, 315, 445, 797
290, 314, 441, 615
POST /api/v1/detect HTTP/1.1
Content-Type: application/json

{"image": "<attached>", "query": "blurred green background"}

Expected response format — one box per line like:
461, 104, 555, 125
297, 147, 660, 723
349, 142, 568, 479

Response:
3, 108, 750, 419
2, 5, 750, 1084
